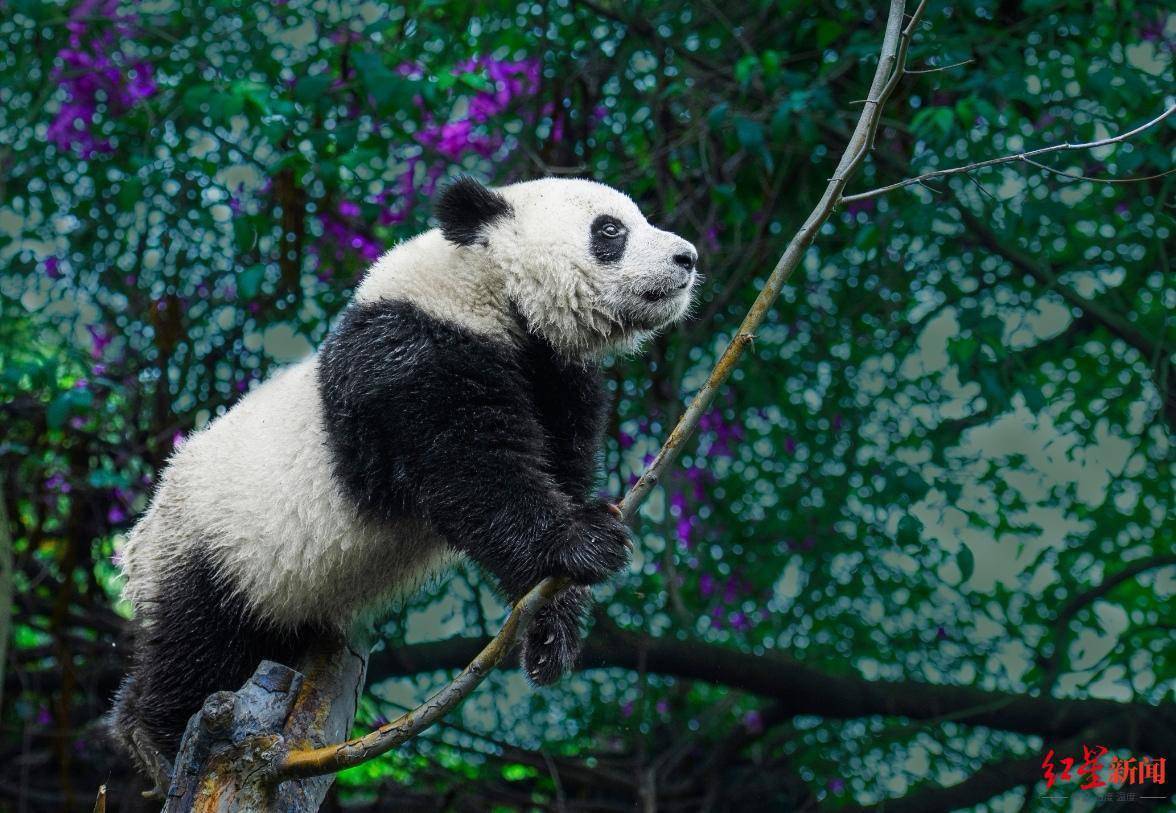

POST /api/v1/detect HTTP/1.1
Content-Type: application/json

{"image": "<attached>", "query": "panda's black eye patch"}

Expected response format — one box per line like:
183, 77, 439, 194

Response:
590, 215, 628, 264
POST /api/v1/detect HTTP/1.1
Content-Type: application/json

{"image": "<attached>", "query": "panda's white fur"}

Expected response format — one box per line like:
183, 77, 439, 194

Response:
113, 176, 697, 772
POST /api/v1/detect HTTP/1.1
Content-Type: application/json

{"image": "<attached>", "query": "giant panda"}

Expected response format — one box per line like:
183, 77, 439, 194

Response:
110, 176, 698, 777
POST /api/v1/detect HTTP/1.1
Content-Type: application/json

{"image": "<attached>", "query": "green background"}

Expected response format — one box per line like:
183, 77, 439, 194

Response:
1, 1, 1172, 810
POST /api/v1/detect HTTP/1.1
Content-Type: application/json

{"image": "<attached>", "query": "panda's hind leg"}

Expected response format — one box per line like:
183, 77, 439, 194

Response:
109, 549, 326, 784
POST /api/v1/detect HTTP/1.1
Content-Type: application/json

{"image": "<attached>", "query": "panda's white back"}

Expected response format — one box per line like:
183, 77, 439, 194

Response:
120, 356, 452, 630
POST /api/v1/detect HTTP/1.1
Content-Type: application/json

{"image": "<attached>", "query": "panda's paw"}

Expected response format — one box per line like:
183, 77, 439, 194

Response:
547, 501, 631, 585
522, 586, 590, 686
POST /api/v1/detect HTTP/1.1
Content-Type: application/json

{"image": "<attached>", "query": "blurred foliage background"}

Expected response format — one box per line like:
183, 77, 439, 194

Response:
1, 0, 1173, 811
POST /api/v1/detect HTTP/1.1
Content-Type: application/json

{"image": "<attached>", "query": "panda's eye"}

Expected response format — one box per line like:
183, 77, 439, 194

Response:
596, 218, 625, 239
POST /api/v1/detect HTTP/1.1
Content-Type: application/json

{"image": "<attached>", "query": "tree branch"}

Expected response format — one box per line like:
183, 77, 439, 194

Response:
365, 623, 1176, 756
1039, 553, 1176, 691
276, 0, 929, 787
956, 205, 1176, 427
841, 104, 1175, 203
836, 720, 1121, 813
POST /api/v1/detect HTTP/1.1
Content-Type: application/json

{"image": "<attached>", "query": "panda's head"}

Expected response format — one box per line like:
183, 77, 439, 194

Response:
435, 176, 698, 359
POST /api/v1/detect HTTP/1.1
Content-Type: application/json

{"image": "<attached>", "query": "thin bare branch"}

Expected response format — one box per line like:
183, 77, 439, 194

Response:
840, 103, 1175, 203
275, 0, 925, 783
904, 57, 974, 74
1020, 156, 1176, 185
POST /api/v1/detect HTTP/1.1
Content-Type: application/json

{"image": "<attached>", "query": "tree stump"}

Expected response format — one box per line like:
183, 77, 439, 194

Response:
162, 640, 368, 812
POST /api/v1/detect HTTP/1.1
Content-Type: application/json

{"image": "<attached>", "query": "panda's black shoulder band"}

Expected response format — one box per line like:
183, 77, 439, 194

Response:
436, 176, 514, 246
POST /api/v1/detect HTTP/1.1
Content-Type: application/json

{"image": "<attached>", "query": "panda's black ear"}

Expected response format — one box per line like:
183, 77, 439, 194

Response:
435, 176, 514, 246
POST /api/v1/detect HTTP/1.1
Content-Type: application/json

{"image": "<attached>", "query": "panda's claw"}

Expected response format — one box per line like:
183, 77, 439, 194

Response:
543, 634, 555, 645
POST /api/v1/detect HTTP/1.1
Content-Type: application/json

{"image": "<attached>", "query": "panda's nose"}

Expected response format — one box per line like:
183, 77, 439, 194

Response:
673, 250, 697, 272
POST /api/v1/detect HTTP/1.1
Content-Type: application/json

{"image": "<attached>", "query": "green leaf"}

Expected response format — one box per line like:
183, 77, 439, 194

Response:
233, 220, 257, 253
181, 85, 215, 113
707, 102, 730, 129
353, 51, 402, 106
238, 265, 266, 299
294, 75, 332, 104
896, 515, 922, 547
957, 544, 975, 583
456, 71, 492, 91
912, 107, 955, 138
815, 20, 844, 49
734, 55, 759, 86
734, 117, 765, 151
770, 103, 791, 140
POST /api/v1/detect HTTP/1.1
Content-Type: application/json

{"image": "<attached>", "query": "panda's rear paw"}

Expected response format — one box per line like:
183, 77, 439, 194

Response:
521, 586, 590, 686
547, 501, 631, 585
522, 630, 576, 686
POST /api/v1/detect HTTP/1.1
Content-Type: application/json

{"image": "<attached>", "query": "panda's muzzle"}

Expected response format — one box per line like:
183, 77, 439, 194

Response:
641, 251, 697, 302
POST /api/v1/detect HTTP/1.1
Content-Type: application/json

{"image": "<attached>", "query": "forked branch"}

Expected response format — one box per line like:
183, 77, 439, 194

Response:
840, 103, 1175, 203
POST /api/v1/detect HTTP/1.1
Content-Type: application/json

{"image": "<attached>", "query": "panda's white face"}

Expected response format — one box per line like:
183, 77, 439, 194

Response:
437, 177, 698, 359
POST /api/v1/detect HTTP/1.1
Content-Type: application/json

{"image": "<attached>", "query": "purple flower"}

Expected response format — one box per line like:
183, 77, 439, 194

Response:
44, 256, 63, 279
126, 63, 157, 100
655, 699, 669, 715
49, 0, 155, 156
618, 430, 634, 449
107, 505, 127, 524
46, 473, 71, 494
704, 226, 720, 251
35, 706, 52, 726
87, 325, 111, 359
828, 778, 846, 793
620, 700, 634, 718
743, 710, 763, 734
699, 573, 715, 597
845, 198, 875, 216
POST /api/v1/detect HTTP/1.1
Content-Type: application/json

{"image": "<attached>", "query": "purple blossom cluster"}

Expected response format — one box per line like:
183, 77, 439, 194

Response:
47, 0, 157, 157
697, 409, 744, 457
316, 200, 382, 274
373, 57, 541, 227
311, 56, 542, 268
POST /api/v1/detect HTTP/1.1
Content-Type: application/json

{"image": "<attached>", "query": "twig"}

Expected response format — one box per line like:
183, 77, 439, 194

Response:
1020, 156, 1176, 185
275, 0, 924, 782
840, 103, 1175, 203
904, 57, 973, 74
